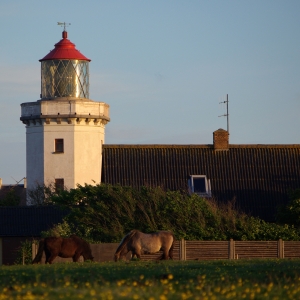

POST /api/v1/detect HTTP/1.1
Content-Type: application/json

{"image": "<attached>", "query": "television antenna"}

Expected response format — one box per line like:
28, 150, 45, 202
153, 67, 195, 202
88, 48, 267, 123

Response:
57, 22, 71, 31
218, 94, 229, 134
10, 177, 26, 189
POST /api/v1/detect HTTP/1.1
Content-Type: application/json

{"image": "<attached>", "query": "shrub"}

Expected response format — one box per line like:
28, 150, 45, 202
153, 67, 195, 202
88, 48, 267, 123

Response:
27, 182, 66, 206
42, 184, 300, 242
14, 240, 37, 265
276, 188, 300, 227
0, 189, 20, 206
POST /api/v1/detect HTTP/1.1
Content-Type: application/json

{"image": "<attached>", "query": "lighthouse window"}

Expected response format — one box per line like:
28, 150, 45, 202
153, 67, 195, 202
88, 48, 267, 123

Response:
55, 178, 64, 192
55, 139, 64, 153
41, 60, 89, 99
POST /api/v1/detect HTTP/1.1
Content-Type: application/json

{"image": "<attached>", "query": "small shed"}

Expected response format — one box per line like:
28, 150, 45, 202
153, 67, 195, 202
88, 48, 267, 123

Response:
0, 206, 68, 265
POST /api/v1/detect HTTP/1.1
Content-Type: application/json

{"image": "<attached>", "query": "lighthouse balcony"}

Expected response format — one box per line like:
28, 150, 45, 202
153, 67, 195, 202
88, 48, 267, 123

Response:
20, 99, 110, 125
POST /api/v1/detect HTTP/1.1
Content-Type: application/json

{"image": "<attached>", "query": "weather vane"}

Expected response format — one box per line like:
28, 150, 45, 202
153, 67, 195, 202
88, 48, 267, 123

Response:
57, 22, 71, 31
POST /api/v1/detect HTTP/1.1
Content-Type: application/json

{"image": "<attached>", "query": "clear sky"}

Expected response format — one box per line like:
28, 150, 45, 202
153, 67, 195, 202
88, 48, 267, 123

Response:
0, 0, 300, 184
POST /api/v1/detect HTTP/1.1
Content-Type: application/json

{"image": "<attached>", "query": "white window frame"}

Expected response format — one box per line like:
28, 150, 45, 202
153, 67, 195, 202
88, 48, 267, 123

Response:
189, 175, 211, 197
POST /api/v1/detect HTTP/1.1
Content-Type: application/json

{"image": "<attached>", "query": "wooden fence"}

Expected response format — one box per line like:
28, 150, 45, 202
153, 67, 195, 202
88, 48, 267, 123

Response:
32, 239, 300, 263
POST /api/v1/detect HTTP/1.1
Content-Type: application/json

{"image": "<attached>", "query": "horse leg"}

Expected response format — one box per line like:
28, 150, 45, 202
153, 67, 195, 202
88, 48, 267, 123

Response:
132, 250, 141, 259
45, 253, 50, 264
168, 246, 174, 259
46, 254, 57, 264
72, 252, 81, 262
45, 251, 52, 264
159, 249, 169, 260
168, 239, 174, 259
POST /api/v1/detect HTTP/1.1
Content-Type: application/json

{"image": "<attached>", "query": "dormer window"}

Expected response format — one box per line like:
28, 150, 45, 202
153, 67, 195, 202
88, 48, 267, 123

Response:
189, 175, 211, 197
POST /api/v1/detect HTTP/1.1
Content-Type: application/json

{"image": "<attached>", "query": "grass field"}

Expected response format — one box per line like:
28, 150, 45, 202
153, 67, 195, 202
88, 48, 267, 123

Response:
1, 259, 300, 299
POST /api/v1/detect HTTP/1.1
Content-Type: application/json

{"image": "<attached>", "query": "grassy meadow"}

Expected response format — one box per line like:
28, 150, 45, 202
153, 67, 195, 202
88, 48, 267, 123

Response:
1, 259, 300, 299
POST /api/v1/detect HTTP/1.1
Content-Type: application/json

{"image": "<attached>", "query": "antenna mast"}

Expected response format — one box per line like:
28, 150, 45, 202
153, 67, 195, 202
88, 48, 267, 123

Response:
218, 94, 229, 134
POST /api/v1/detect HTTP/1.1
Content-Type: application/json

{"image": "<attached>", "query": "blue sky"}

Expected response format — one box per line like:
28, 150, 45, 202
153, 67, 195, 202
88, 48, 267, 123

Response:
0, 0, 300, 184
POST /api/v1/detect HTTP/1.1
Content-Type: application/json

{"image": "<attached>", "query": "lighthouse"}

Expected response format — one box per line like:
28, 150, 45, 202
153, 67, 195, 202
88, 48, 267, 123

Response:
20, 25, 110, 197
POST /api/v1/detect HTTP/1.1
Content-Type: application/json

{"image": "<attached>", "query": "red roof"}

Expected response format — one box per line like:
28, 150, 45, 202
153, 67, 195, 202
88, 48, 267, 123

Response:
39, 31, 91, 62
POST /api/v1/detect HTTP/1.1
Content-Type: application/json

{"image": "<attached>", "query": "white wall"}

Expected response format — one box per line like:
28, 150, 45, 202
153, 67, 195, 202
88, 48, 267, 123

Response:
22, 99, 109, 194
43, 123, 75, 189
43, 121, 105, 189
74, 124, 105, 186
26, 124, 44, 191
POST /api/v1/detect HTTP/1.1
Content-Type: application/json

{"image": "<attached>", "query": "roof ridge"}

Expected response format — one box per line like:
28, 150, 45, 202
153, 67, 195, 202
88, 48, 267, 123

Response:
103, 144, 300, 149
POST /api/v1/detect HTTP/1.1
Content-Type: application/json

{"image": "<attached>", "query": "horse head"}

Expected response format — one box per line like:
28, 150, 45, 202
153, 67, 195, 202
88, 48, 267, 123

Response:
114, 252, 120, 262
114, 249, 127, 261
114, 230, 140, 261
71, 235, 94, 261
83, 252, 94, 261
82, 245, 94, 261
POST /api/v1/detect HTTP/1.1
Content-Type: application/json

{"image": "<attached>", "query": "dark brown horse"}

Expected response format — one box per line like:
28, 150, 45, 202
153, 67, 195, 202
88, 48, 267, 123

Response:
32, 235, 94, 264
114, 230, 174, 261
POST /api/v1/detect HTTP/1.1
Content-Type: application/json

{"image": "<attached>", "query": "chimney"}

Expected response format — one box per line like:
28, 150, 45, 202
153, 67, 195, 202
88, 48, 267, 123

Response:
0, 178, 2, 189
213, 129, 229, 151
24, 177, 27, 189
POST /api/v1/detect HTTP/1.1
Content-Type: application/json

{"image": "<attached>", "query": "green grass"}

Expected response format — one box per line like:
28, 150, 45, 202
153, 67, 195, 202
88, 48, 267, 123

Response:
1, 259, 300, 299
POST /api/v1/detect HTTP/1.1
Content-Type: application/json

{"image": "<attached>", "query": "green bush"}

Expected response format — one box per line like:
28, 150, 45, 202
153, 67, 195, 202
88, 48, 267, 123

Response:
44, 184, 300, 242
0, 189, 20, 206
40, 220, 74, 238
276, 188, 300, 227
14, 240, 36, 265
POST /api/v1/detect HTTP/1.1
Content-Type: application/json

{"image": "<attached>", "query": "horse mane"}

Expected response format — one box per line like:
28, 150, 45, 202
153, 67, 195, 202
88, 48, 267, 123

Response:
115, 230, 138, 255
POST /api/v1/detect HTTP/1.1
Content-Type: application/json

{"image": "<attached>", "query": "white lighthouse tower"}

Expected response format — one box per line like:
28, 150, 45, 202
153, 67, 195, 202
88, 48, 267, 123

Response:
20, 25, 110, 195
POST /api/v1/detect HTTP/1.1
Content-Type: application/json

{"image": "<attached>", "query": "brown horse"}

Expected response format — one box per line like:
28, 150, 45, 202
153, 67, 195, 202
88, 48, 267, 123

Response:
32, 235, 94, 264
114, 230, 174, 261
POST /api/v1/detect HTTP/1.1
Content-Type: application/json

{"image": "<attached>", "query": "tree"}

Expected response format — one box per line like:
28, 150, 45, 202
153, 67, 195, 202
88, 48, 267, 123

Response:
276, 189, 300, 227
27, 182, 63, 206
46, 183, 300, 242
0, 189, 20, 206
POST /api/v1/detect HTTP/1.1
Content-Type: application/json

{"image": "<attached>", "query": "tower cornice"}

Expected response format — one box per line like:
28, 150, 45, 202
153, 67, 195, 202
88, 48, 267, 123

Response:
20, 99, 110, 126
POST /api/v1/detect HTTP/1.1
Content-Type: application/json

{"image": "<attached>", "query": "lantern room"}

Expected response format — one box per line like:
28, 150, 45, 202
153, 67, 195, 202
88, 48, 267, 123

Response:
39, 30, 91, 99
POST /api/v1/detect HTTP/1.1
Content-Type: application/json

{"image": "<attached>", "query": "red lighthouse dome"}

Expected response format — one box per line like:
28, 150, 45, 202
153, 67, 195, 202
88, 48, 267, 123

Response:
40, 30, 91, 100
40, 31, 91, 62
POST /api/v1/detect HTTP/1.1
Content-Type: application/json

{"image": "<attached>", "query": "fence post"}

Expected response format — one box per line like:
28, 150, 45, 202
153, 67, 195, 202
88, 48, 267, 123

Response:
228, 239, 235, 259
179, 239, 186, 261
277, 239, 284, 258
32, 243, 37, 261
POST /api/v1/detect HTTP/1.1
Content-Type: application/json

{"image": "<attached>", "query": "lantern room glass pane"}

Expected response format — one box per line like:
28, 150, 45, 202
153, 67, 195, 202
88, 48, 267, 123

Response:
41, 60, 89, 99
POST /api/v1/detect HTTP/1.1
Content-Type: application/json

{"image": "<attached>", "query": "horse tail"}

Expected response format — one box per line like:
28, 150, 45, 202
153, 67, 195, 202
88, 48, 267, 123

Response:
32, 239, 45, 264
115, 230, 138, 258
168, 233, 175, 259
